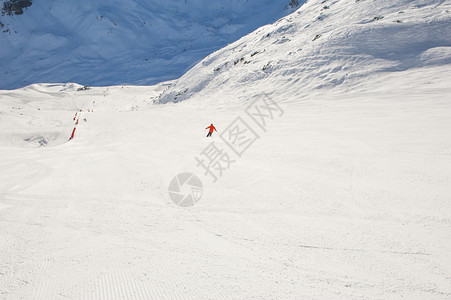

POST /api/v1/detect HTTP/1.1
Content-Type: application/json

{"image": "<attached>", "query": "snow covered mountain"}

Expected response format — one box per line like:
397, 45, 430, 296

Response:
0, 0, 298, 90
0, 0, 451, 299
157, 0, 451, 104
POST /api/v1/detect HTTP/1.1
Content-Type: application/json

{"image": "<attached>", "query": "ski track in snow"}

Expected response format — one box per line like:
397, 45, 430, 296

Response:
0, 0, 451, 299
1, 77, 450, 298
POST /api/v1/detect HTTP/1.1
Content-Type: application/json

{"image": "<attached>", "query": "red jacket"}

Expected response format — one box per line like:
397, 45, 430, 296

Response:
206, 125, 216, 133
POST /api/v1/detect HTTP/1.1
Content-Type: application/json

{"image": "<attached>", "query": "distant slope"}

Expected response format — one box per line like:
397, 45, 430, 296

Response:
0, 0, 300, 90
157, 0, 451, 104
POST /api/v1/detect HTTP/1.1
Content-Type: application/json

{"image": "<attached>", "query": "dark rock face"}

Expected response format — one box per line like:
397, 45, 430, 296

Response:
287, 0, 300, 9
2, 0, 32, 16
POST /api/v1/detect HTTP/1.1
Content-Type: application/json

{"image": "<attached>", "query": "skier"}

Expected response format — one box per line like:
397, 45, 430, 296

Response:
205, 124, 217, 137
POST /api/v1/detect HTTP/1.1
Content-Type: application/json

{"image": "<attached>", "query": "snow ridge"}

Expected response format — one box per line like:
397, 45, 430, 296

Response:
158, 0, 451, 104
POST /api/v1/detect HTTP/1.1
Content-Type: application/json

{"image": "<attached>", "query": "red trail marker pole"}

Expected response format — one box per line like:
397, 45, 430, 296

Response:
69, 127, 76, 140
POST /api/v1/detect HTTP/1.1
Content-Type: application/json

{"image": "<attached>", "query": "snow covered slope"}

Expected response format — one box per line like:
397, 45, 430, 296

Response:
0, 0, 451, 299
0, 0, 298, 90
158, 0, 451, 104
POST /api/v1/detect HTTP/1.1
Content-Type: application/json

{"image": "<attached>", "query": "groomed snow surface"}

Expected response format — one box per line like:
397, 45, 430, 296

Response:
1, 0, 451, 299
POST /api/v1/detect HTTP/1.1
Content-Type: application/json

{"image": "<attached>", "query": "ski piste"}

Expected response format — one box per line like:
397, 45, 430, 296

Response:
0, 0, 450, 298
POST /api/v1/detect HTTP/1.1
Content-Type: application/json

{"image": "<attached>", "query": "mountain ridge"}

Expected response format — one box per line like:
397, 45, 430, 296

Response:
156, 0, 451, 104
0, 0, 300, 90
